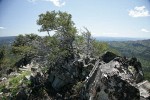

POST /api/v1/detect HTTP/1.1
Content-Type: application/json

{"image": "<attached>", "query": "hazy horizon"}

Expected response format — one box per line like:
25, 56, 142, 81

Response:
0, 34, 149, 39
0, 35, 149, 42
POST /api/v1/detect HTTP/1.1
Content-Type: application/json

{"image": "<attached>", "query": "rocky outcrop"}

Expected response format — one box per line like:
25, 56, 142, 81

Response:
81, 52, 149, 100
45, 52, 150, 100
48, 54, 96, 91
0, 51, 150, 100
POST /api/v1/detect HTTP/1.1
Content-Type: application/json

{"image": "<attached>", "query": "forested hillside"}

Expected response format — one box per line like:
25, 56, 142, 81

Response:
109, 39, 150, 80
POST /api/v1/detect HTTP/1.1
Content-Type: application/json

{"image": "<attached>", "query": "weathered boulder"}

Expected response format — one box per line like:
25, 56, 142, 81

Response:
82, 56, 145, 100
101, 51, 118, 63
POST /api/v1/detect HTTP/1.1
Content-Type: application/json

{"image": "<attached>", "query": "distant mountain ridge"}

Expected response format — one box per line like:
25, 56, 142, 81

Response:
0, 36, 148, 43
95, 36, 148, 41
108, 39, 150, 60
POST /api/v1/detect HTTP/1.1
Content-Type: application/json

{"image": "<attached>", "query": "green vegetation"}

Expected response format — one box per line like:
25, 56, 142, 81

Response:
8, 71, 31, 88
37, 11, 78, 66
0, 46, 6, 64
37, 11, 77, 56
9, 71, 31, 96
12, 34, 41, 56
0, 45, 18, 77
92, 40, 108, 56
72, 81, 84, 94
37, 10, 77, 37
0, 71, 31, 97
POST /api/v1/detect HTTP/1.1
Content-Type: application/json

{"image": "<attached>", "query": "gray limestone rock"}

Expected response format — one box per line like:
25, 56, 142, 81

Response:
82, 56, 147, 100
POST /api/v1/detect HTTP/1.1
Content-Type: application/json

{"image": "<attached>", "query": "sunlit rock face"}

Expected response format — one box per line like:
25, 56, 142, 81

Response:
82, 52, 147, 100
137, 80, 150, 100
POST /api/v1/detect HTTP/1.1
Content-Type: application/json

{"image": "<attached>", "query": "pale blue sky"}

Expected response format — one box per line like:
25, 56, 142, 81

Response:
0, 0, 150, 38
